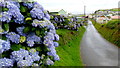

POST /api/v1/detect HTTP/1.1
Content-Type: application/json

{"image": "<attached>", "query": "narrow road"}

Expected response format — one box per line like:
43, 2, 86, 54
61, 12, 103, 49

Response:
80, 20, 119, 66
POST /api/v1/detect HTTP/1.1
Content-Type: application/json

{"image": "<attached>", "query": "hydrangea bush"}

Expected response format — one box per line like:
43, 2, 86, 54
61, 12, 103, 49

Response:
50, 15, 82, 31
0, 0, 60, 67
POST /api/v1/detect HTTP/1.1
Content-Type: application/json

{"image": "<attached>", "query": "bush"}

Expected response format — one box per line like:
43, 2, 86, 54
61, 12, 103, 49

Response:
0, 1, 60, 67
106, 19, 120, 29
50, 15, 82, 31
92, 19, 120, 47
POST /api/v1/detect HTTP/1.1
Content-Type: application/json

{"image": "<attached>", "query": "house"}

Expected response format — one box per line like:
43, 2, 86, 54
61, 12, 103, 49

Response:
110, 16, 120, 19
58, 9, 67, 15
88, 15, 93, 18
49, 9, 67, 15
96, 16, 110, 24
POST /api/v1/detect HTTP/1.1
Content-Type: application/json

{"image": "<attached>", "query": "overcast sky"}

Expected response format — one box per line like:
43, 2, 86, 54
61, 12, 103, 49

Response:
37, 0, 119, 14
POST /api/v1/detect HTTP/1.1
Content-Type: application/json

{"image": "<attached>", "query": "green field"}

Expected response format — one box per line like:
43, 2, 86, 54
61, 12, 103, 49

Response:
110, 8, 120, 11
53, 27, 86, 66
91, 19, 120, 47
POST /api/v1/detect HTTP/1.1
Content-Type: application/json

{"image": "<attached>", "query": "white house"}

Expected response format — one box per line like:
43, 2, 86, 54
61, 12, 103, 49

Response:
50, 9, 67, 16
96, 16, 111, 24
110, 15, 120, 19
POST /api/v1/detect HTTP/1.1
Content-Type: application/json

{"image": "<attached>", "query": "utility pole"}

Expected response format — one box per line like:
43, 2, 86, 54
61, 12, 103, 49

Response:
83, 5, 86, 23
84, 5, 86, 17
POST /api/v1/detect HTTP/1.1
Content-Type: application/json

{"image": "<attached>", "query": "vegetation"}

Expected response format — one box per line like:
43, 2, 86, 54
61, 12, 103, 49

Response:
91, 19, 120, 47
53, 27, 86, 66
110, 8, 120, 11
106, 19, 120, 30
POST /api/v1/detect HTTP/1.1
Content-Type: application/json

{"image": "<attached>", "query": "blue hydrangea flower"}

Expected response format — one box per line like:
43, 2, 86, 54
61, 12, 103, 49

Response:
54, 34, 59, 41
0, 1, 6, 7
47, 44, 60, 61
54, 17, 58, 21
27, 34, 41, 47
30, 8, 44, 19
33, 2, 44, 11
16, 26, 26, 36
44, 14, 50, 20
11, 49, 29, 61
32, 19, 47, 28
54, 55, 60, 61
0, 12, 12, 23
45, 58, 54, 65
47, 44, 56, 56
0, 1, 24, 24
32, 63, 39, 66
53, 42, 59, 47
44, 32, 55, 41
45, 20, 55, 30
47, 50, 56, 57
43, 39, 54, 47
13, 13, 24, 24
17, 60, 33, 67
0, 39, 10, 54
25, 55, 33, 62
23, 2, 33, 9
6, 2, 24, 24
0, 58, 14, 66
44, 11, 50, 20
31, 53, 40, 61
49, 29, 56, 34
11, 48, 40, 66
27, 40, 35, 47
26, 49, 40, 62
9, 1, 20, 8
29, 48, 37, 55
6, 32, 20, 44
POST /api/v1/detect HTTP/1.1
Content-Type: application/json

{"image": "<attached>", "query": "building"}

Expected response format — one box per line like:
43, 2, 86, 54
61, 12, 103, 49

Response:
49, 9, 67, 15
110, 16, 120, 19
58, 9, 67, 15
96, 16, 111, 24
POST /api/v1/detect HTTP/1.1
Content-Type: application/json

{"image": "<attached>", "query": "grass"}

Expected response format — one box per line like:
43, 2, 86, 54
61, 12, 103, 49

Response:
91, 19, 120, 47
110, 8, 120, 11
53, 27, 86, 66
106, 19, 120, 30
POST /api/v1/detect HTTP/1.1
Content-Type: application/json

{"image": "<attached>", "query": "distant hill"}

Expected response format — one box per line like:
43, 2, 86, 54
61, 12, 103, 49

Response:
110, 8, 120, 11
95, 8, 120, 12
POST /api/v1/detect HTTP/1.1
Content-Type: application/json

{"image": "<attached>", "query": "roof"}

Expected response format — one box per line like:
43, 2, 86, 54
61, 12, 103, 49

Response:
111, 16, 120, 19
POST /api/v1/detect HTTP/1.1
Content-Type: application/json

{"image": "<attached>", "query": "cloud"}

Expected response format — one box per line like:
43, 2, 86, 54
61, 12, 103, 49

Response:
37, 0, 119, 14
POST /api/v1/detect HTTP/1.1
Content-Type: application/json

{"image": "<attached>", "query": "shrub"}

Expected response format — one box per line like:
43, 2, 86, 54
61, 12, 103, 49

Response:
0, 0, 60, 67
106, 19, 120, 29
50, 15, 82, 31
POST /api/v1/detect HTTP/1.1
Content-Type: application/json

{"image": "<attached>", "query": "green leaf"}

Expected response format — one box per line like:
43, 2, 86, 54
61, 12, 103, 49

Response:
3, 24, 9, 31
2, 36, 7, 40
21, 46, 26, 49
26, 47, 30, 50
10, 20, 14, 23
2, 8, 9, 11
25, 17, 32, 21
32, 27, 36, 31
36, 47, 42, 51
20, 5, 27, 12
36, 30, 41, 36
23, 27, 30, 33
27, 13, 31, 17
11, 44, 22, 51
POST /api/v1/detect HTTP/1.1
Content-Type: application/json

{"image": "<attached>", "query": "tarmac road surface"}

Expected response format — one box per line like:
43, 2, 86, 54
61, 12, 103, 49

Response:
80, 20, 119, 66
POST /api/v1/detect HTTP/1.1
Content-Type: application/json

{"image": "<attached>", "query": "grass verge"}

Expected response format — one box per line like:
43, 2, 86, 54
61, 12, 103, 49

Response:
91, 19, 120, 47
53, 27, 86, 66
